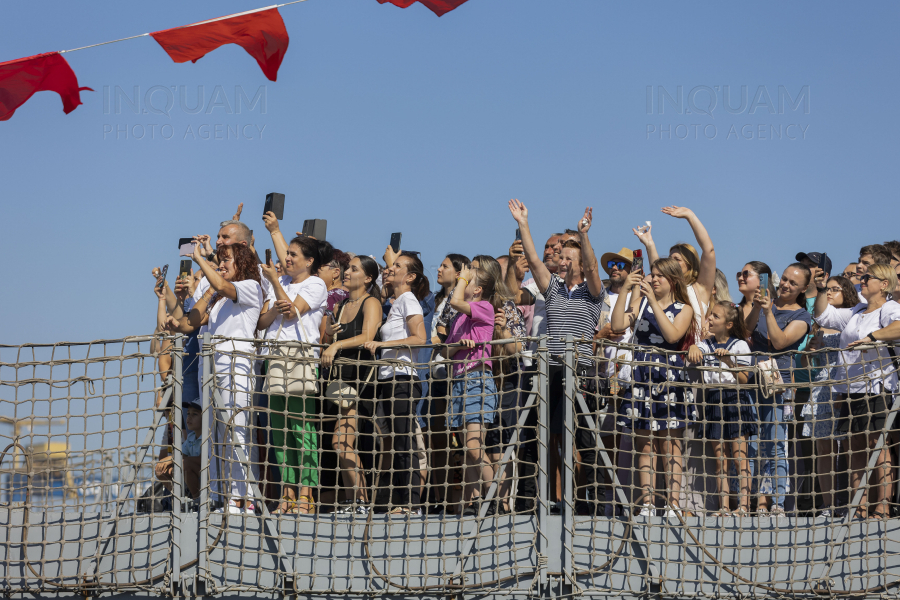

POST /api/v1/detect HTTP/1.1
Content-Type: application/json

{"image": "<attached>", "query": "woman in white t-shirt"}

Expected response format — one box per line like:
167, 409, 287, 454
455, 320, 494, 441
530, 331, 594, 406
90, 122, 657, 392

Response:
187, 242, 264, 514
363, 253, 428, 515
259, 215, 332, 515
813, 263, 900, 520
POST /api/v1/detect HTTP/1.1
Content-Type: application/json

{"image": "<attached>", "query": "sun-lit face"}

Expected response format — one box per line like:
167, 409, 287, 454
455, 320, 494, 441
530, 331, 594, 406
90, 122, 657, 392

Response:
650, 268, 671, 297
736, 264, 760, 296
825, 279, 844, 308
858, 254, 875, 275
705, 305, 731, 336
778, 267, 807, 303
343, 257, 370, 291
283, 243, 311, 278
216, 224, 247, 248
558, 247, 582, 280
216, 249, 237, 281
437, 258, 459, 286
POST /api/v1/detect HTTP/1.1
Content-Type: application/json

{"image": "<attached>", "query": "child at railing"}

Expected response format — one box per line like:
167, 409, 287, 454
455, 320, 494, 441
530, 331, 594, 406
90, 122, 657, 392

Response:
687, 301, 756, 516
441, 265, 500, 516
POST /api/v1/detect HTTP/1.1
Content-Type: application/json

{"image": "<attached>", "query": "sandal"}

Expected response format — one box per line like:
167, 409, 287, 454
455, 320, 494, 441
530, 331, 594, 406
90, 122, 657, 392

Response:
273, 495, 296, 515
734, 507, 750, 518
296, 494, 316, 515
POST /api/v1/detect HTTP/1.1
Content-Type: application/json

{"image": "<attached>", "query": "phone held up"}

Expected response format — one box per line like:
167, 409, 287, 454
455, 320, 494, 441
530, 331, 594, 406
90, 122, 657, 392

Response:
178, 237, 196, 257
264, 192, 285, 220
157, 264, 169, 290
760, 273, 769, 298
178, 260, 191, 279
265, 249, 272, 266
390, 232, 402, 253
818, 252, 828, 273
631, 249, 643, 292
515, 228, 522, 242
302, 219, 327, 241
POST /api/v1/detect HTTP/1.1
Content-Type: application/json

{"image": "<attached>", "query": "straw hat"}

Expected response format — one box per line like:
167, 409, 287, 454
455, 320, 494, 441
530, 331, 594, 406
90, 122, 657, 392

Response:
600, 247, 634, 275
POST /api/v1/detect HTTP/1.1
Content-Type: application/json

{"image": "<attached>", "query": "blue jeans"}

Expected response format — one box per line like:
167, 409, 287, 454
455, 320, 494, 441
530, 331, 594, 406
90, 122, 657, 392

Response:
749, 393, 789, 509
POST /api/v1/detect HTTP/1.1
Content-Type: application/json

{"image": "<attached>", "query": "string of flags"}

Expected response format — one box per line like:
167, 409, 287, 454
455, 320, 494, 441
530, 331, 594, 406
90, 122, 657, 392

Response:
0, 0, 468, 121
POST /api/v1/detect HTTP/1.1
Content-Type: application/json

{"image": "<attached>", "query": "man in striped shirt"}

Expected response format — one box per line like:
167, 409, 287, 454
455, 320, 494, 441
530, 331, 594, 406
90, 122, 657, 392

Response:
509, 198, 608, 513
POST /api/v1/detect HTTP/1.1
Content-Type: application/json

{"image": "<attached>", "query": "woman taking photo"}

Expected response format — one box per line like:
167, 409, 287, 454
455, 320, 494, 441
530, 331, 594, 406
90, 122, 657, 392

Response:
813, 264, 900, 519
320, 256, 383, 515
258, 217, 333, 515
633, 206, 716, 340
364, 253, 429, 516
612, 258, 695, 517
187, 242, 264, 515
746, 262, 813, 516
801, 275, 859, 518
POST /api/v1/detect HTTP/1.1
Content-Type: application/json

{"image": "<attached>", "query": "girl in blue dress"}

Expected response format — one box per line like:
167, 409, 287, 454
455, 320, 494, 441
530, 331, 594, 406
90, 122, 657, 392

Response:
612, 257, 695, 517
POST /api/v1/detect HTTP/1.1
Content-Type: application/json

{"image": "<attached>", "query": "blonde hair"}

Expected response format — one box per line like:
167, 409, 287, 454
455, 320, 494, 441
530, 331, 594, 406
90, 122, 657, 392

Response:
868, 263, 898, 294
669, 242, 700, 286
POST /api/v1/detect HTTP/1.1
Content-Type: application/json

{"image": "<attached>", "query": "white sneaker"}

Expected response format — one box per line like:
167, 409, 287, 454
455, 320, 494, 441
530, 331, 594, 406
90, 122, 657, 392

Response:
637, 503, 654, 517
663, 506, 682, 519
215, 500, 255, 515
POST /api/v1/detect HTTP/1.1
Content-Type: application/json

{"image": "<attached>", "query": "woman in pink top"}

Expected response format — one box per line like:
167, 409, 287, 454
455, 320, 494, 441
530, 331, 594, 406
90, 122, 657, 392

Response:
440, 265, 500, 515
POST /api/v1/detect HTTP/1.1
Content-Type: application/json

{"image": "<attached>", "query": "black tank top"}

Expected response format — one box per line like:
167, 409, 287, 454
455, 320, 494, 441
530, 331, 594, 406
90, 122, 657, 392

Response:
333, 295, 378, 386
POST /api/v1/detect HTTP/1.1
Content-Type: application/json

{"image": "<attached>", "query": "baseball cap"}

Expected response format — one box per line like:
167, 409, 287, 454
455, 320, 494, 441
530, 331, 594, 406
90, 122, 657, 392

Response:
795, 251, 832, 275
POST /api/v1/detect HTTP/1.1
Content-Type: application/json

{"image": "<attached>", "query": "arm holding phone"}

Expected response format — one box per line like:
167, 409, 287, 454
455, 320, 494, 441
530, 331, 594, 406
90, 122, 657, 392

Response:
508, 199, 552, 293
506, 241, 535, 306
320, 298, 382, 369
577, 207, 606, 298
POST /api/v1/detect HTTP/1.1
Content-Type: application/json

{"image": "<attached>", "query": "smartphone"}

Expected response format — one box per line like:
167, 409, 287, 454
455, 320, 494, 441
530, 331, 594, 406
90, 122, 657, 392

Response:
265, 249, 272, 265
301, 219, 327, 241
177, 237, 196, 257
515, 228, 522, 241
760, 273, 769, 297
818, 252, 828, 273
631, 249, 643, 292
390, 232, 402, 253
178, 260, 191, 279
157, 264, 169, 290
264, 192, 285, 220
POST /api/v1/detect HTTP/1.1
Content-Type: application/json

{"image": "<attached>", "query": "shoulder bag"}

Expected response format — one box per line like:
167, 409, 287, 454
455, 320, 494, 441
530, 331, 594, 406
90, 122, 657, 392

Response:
264, 304, 318, 397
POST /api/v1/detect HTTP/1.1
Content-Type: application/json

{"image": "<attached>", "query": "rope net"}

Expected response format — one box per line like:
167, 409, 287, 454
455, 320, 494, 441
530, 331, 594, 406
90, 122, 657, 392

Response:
2, 334, 900, 597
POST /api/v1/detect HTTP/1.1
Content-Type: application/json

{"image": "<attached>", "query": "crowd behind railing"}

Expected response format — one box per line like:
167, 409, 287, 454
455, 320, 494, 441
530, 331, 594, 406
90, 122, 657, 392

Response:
144, 198, 900, 520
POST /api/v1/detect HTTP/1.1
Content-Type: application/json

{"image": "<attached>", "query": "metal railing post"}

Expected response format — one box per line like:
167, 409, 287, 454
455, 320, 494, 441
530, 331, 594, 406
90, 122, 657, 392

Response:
198, 332, 212, 593
170, 334, 184, 595
537, 336, 550, 589
562, 335, 575, 585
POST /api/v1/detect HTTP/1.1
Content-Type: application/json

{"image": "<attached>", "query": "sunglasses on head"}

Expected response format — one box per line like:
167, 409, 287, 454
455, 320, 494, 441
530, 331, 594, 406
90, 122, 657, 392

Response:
607, 260, 628, 271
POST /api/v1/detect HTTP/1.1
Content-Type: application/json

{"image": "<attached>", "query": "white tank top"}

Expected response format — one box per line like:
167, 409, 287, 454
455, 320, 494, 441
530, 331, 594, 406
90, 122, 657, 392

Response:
686, 283, 708, 343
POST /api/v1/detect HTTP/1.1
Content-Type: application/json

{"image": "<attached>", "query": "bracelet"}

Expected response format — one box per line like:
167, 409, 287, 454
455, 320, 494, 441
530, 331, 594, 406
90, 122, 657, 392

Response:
868, 332, 877, 342
457, 277, 469, 286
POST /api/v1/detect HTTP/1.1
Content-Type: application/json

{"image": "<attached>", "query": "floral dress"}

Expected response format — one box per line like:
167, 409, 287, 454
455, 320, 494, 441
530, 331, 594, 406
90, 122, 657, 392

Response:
617, 301, 689, 432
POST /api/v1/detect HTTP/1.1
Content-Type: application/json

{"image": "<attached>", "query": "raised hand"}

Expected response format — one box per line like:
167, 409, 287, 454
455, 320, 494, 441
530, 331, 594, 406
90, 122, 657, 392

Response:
260, 255, 279, 282
578, 207, 593, 234
262, 211, 280, 234
508, 198, 529, 224
661, 205, 695, 220
193, 235, 213, 257
232, 202, 244, 221
632, 223, 653, 246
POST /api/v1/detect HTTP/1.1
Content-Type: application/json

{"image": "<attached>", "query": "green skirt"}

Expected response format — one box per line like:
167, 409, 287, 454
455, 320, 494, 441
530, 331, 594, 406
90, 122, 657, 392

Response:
268, 394, 319, 487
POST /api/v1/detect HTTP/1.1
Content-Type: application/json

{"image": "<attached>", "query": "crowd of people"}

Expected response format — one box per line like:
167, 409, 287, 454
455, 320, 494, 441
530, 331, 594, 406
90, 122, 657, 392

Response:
149, 200, 900, 520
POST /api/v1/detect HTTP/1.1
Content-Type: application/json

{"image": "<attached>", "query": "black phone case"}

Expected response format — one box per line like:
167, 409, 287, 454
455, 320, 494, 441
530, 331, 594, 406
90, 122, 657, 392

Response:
302, 219, 327, 241
264, 193, 285, 220
177, 237, 193, 249
179, 260, 191, 276
390, 232, 402, 252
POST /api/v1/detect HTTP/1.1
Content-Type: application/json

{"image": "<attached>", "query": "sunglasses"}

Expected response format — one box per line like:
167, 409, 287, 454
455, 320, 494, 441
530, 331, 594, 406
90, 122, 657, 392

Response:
736, 270, 756, 280
860, 274, 884, 284
607, 260, 628, 270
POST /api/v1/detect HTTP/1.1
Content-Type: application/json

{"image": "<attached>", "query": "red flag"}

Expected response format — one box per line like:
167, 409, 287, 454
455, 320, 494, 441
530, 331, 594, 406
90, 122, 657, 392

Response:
377, 0, 469, 17
0, 53, 92, 122
151, 8, 289, 82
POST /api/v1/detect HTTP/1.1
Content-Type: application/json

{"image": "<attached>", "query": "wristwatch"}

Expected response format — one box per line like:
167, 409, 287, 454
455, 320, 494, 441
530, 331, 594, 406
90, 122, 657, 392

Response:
867, 332, 877, 342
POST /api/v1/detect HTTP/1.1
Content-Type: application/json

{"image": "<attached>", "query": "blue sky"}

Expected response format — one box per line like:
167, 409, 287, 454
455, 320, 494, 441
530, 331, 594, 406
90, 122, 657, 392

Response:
1, 0, 898, 344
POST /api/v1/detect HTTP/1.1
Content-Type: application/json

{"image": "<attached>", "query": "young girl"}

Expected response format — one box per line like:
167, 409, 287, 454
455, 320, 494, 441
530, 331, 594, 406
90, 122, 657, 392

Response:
442, 265, 500, 515
687, 301, 757, 516
612, 257, 695, 518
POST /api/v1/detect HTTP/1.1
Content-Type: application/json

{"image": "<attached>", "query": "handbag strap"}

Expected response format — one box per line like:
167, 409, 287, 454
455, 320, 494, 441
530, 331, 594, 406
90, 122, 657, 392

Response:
273, 303, 306, 344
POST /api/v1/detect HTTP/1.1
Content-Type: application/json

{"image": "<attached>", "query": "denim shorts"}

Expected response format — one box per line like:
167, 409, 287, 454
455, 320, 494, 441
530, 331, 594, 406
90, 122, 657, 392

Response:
448, 370, 499, 429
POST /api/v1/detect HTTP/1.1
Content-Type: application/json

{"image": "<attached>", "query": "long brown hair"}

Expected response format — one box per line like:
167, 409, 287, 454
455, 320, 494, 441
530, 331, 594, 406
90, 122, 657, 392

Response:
210, 244, 261, 310
669, 242, 700, 286
651, 257, 696, 347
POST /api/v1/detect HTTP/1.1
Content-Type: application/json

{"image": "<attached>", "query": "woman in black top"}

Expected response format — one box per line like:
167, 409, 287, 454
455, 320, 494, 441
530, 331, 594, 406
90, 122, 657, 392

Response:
321, 256, 383, 513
